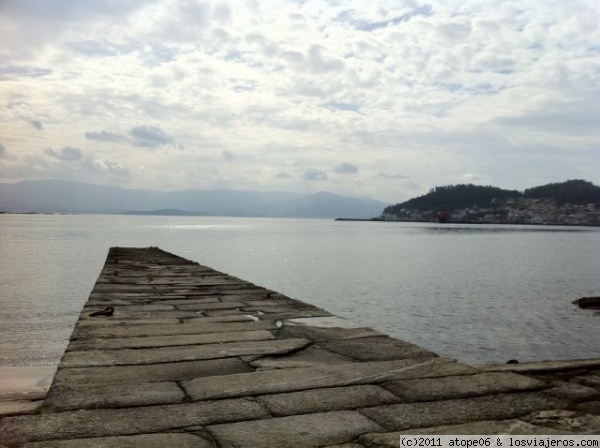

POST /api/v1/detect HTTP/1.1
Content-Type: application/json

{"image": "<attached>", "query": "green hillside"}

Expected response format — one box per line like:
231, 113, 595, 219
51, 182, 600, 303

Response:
384, 179, 600, 216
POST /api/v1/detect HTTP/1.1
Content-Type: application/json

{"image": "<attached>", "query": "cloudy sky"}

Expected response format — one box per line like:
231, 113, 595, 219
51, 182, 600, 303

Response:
0, 0, 598, 202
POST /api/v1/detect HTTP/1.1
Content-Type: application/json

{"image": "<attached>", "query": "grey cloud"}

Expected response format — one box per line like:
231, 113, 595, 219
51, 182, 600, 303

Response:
68, 40, 121, 57
161, 0, 211, 41
304, 168, 328, 181
325, 101, 360, 112
333, 162, 359, 174
213, 3, 231, 23
30, 120, 43, 130
143, 44, 179, 67
336, 5, 432, 31
308, 46, 345, 73
0, 65, 52, 80
4, 0, 148, 22
85, 130, 127, 142
436, 22, 471, 42
473, 55, 515, 74
129, 125, 175, 148
280, 51, 305, 65
275, 171, 292, 179
44, 146, 84, 161
379, 172, 409, 180
222, 150, 236, 162
0, 144, 7, 158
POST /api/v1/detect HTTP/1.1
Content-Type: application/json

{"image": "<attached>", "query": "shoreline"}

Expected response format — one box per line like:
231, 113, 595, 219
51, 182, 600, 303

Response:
335, 217, 600, 227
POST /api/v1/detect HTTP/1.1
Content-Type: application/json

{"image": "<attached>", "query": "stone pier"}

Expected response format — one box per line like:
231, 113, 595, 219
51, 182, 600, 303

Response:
1, 247, 599, 447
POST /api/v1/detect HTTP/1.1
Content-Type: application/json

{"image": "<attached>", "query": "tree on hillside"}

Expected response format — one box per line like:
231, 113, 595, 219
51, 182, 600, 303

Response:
384, 184, 520, 215
524, 180, 600, 205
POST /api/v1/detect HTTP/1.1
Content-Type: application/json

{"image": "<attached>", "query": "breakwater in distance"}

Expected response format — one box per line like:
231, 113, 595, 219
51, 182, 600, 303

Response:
1, 247, 599, 445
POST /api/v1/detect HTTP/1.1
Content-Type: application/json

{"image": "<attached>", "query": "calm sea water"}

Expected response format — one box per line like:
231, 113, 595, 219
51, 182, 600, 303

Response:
1, 214, 599, 367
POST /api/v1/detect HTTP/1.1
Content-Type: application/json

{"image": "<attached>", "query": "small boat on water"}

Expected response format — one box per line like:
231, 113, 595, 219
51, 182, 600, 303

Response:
437, 210, 450, 223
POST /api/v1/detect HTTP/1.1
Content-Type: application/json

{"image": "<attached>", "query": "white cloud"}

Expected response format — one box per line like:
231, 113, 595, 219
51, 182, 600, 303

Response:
0, 0, 598, 202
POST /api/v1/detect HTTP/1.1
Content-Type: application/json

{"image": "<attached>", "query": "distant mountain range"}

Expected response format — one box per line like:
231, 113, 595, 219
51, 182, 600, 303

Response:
0, 179, 388, 219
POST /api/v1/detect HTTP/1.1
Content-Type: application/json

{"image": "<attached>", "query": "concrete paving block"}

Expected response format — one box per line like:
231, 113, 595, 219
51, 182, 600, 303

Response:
153, 298, 221, 306
321, 337, 438, 361
72, 321, 276, 339
184, 315, 256, 324
76, 318, 180, 327
53, 358, 253, 387
176, 301, 246, 311
202, 309, 245, 316
522, 410, 600, 434
61, 338, 312, 367
0, 400, 43, 417
322, 444, 366, 448
25, 433, 213, 448
43, 382, 185, 411
0, 399, 268, 443
358, 420, 572, 446
575, 374, 600, 389
256, 385, 400, 416
207, 410, 383, 448
83, 304, 175, 313
360, 392, 568, 430
576, 401, 600, 414
546, 383, 600, 402
382, 372, 546, 402
183, 358, 463, 401
68, 330, 275, 350
250, 345, 354, 369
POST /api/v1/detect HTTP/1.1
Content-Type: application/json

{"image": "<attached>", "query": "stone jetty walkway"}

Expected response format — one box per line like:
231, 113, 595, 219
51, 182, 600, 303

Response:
1, 247, 599, 447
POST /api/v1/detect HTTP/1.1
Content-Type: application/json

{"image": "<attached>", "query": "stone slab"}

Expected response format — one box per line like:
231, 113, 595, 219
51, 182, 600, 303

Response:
359, 393, 567, 430
250, 345, 354, 369
546, 383, 600, 402
76, 318, 180, 327
25, 433, 213, 447
382, 372, 546, 402
321, 337, 438, 361
175, 301, 247, 311
256, 385, 400, 416
0, 398, 268, 443
183, 358, 473, 401
67, 330, 275, 350
53, 358, 253, 387
72, 321, 275, 339
61, 338, 312, 367
202, 309, 245, 316
0, 400, 42, 417
359, 420, 571, 446
80, 310, 203, 320
83, 304, 175, 313
184, 315, 256, 324
43, 382, 185, 411
152, 298, 220, 306
522, 410, 600, 434
207, 410, 383, 448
